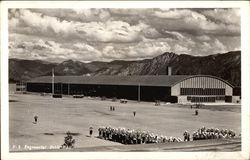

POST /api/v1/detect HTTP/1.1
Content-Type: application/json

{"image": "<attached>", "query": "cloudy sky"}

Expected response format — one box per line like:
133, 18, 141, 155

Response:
8, 8, 240, 62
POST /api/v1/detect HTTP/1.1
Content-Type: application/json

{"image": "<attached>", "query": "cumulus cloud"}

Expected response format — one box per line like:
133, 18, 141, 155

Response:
73, 43, 99, 52
76, 20, 147, 43
102, 46, 124, 59
29, 8, 111, 23
154, 9, 206, 20
195, 38, 228, 55
151, 8, 240, 37
126, 39, 171, 59
9, 9, 78, 39
202, 8, 240, 25
8, 8, 241, 62
142, 27, 162, 39
9, 9, 149, 43
109, 8, 150, 16
173, 44, 191, 54
163, 31, 185, 40
197, 35, 211, 41
9, 39, 75, 62
214, 39, 227, 52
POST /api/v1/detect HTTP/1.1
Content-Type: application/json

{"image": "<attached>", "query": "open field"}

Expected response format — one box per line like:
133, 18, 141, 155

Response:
9, 94, 241, 152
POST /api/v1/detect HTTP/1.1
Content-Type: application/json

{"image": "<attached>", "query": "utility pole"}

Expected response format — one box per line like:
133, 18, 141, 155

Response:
20, 81, 23, 93
68, 83, 70, 95
61, 83, 63, 95
138, 83, 140, 102
52, 68, 54, 95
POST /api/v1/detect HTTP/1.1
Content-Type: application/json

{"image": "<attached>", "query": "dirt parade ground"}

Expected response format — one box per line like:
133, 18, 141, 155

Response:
9, 94, 241, 152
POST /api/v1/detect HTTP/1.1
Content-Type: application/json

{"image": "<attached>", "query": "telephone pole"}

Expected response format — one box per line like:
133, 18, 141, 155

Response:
138, 83, 140, 102
68, 83, 70, 95
52, 68, 54, 95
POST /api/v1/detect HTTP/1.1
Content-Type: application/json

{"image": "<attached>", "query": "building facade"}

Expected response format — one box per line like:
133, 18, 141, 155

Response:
171, 76, 233, 103
26, 75, 235, 103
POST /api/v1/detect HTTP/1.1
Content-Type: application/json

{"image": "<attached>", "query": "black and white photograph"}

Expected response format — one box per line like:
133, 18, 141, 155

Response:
1, 1, 250, 160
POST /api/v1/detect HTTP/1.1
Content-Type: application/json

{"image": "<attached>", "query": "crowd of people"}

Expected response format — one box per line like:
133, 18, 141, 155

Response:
98, 126, 182, 145
59, 126, 237, 149
192, 127, 236, 140
97, 126, 237, 145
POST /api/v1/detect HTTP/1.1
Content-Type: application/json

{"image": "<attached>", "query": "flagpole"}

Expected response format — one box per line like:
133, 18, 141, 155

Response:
138, 83, 140, 102
52, 68, 54, 95
61, 83, 62, 95
68, 83, 70, 95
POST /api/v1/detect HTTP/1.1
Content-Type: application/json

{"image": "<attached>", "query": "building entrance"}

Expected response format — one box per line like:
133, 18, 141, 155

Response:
189, 96, 216, 103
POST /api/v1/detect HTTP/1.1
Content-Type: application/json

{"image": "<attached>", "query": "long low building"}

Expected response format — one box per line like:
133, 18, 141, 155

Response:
27, 74, 235, 103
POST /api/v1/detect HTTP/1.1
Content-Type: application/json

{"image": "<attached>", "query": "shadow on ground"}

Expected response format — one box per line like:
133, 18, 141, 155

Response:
14, 138, 241, 152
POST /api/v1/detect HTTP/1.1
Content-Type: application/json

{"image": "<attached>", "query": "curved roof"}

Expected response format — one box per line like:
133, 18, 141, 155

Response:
171, 75, 234, 87
28, 75, 233, 87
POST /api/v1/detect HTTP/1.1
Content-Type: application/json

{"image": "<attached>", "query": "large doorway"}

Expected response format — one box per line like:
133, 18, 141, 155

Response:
190, 96, 216, 103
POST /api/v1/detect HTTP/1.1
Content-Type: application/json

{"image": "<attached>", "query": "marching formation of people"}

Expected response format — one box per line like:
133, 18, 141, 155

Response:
192, 127, 236, 140
98, 126, 182, 145
98, 126, 237, 145
59, 126, 237, 149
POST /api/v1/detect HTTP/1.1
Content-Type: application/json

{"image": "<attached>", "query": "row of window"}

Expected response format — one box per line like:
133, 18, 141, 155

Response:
189, 96, 216, 102
215, 96, 225, 100
16, 83, 26, 86
180, 88, 225, 95
187, 96, 225, 102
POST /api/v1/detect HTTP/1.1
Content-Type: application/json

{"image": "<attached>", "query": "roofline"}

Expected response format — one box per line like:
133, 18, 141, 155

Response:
27, 75, 234, 88
28, 75, 189, 87
171, 75, 234, 87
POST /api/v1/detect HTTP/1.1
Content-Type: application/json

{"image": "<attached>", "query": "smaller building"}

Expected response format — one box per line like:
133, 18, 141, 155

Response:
9, 82, 26, 94
16, 82, 26, 92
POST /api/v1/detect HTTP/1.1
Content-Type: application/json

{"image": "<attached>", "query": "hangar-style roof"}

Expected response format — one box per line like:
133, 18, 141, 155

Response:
28, 75, 191, 87
28, 75, 234, 87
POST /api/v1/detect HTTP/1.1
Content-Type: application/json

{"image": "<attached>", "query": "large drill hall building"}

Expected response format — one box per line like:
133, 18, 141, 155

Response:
27, 72, 236, 103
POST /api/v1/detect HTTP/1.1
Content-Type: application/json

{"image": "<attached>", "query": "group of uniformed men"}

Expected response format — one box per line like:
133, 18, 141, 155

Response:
98, 126, 182, 145
98, 126, 237, 145
192, 126, 236, 140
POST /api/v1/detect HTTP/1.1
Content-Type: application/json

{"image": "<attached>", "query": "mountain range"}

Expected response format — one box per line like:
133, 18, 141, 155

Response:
9, 51, 241, 86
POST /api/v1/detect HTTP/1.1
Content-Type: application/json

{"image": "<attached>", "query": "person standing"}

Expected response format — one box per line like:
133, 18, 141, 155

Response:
89, 127, 93, 137
183, 131, 187, 141
34, 115, 38, 124
133, 111, 136, 117
98, 128, 102, 137
195, 110, 198, 115
186, 131, 190, 141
